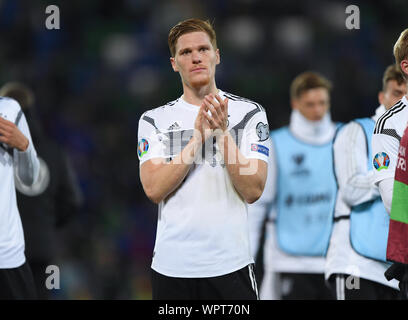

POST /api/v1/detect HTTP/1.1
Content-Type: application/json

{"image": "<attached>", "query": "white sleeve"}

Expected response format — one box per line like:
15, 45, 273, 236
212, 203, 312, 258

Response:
378, 178, 394, 214
335, 122, 380, 206
372, 131, 399, 186
240, 110, 270, 163
247, 138, 276, 258
137, 112, 166, 165
13, 112, 40, 186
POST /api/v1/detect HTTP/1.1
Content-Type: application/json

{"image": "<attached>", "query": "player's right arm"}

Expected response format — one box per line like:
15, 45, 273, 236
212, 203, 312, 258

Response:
138, 104, 210, 204
372, 125, 400, 214
140, 141, 201, 204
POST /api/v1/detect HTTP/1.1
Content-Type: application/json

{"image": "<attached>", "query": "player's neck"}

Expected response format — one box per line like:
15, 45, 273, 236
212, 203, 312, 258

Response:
181, 82, 219, 107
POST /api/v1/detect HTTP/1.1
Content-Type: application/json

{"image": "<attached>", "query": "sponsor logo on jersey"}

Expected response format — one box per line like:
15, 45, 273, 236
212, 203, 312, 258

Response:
251, 143, 269, 156
138, 138, 149, 158
373, 152, 390, 171
256, 122, 269, 141
167, 121, 181, 131
285, 193, 332, 208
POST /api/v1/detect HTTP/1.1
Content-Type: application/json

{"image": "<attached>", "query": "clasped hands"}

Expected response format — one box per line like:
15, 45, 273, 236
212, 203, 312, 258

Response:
194, 93, 229, 144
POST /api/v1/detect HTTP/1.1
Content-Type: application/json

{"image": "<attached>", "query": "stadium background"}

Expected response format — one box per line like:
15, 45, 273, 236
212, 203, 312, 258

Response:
1, 0, 407, 299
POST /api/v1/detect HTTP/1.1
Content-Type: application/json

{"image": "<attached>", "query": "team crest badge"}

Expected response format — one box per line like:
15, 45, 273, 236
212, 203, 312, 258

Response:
138, 139, 149, 158
373, 152, 390, 171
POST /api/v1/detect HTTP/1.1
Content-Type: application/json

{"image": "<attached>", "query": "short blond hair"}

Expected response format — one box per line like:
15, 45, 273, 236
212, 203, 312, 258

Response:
168, 18, 217, 57
393, 28, 408, 79
290, 71, 332, 100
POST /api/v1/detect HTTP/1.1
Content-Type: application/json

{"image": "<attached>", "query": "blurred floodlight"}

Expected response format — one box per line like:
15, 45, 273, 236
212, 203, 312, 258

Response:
223, 16, 264, 53
273, 17, 312, 54
128, 66, 160, 97
319, 2, 351, 30
150, 1, 202, 37
102, 34, 138, 70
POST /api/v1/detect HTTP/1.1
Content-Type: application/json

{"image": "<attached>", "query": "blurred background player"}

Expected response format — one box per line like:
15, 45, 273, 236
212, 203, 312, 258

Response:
0, 82, 83, 299
325, 64, 406, 300
248, 72, 337, 299
0, 95, 40, 299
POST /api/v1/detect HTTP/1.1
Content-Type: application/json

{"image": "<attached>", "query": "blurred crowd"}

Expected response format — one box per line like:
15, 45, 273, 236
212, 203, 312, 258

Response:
1, 0, 407, 299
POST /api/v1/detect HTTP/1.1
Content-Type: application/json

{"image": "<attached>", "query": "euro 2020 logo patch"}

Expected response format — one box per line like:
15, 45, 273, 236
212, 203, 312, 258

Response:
138, 139, 149, 158
373, 152, 390, 171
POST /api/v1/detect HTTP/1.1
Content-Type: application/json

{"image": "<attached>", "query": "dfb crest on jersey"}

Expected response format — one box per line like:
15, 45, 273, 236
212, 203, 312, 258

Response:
256, 122, 269, 141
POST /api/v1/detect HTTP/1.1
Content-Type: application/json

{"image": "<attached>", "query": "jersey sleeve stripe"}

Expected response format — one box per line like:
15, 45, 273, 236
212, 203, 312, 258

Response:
223, 92, 265, 112
231, 107, 261, 131
374, 101, 402, 134
374, 101, 404, 134
229, 107, 260, 147
14, 110, 23, 126
142, 115, 158, 130
380, 129, 402, 141
166, 99, 179, 107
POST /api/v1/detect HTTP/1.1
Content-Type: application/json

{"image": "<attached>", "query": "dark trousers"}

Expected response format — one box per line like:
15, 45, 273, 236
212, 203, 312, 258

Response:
280, 272, 335, 300
328, 273, 400, 300
0, 262, 37, 300
152, 264, 258, 300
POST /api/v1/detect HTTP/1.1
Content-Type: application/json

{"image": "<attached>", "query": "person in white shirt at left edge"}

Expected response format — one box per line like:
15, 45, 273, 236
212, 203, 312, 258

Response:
0, 96, 40, 299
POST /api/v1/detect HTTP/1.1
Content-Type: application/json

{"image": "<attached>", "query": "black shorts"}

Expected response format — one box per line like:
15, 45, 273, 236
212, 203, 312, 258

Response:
0, 261, 37, 300
151, 264, 259, 300
280, 272, 335, 300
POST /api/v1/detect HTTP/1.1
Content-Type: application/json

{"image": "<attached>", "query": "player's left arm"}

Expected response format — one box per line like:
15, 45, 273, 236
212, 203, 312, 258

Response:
0, 110, 40, 186
372, 127, 400, 214
337, 122, 380, 206
202, 94, 268, 204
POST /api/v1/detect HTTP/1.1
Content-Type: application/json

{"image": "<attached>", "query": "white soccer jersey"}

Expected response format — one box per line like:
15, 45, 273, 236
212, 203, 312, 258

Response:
137, 90, 270, 278
372, 95, 408, 185
248, 110, 336, 276
0, 97, 39, 268
325, 105, 399, 290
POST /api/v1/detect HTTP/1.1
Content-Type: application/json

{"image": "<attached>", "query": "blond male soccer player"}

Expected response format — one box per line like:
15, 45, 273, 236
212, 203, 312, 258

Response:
248, 72, 337, 300
137, 19, 270, 300
0, 96, 40, 299
373, 30, 408, 217
325, 65, 405, 300
373, 28, 408, 297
